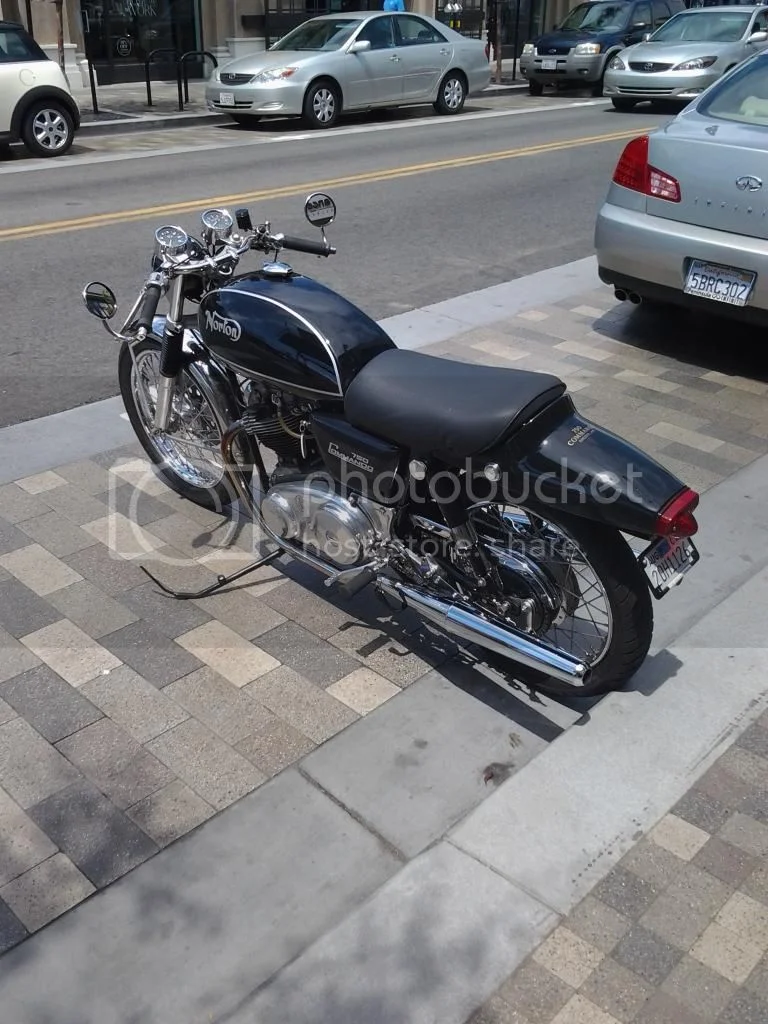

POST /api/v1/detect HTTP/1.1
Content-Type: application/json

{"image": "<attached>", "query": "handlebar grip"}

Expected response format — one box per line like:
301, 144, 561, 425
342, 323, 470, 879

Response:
135, 283, 162, 334
280, 235, 336, 257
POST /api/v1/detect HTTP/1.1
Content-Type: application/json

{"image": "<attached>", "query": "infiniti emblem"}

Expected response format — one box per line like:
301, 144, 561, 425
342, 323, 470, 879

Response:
736, 175, 763, 192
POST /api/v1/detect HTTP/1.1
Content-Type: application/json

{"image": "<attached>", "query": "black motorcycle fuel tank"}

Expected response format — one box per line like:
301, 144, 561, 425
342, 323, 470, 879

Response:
198, 271, 395, 399
478, 396, 689, 539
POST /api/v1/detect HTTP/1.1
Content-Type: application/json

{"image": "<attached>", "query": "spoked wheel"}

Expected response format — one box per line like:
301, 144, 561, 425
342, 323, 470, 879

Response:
303, 80, 341, 129
22, 101, 74, 158
118, 338, 251, 511
471, 504, 653, 698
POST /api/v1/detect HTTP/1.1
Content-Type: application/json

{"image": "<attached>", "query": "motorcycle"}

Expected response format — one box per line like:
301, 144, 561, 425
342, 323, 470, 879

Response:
83, 194, 700, 699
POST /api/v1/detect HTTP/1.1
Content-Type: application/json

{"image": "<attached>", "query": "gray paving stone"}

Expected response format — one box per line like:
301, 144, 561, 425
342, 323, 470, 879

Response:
665, 863, 731, 916
0, 698, 15, 725
0, 898, 27, 954
0, 484, 48, 525
736, 722, 768, 761
693, 837, 757, 887
146, 718, 266, 810
120, 580, 211, 638
47, 580, 139, 639
594, 867, 661, 921
256, 621, 360, 687
635, 990, 709, 1024
61, 542, 147, 596
97, 482, 175, 526
641, 890, 715, 951
581, 956, 654, 1022
0, 717, 82, 809
19, 512, 97, 558
673, 789, 733, 835
497, 960, 573, 1023
661, 955, 735, 1021
740, 787, 768, 826
164, 666, 275, 745
0, 578, 61, 639
718, 812, 768, 857
0, 627, 41, 685
55, 460, 113, 496
0, 518, 29, 557
236, 716, 316, 777
694, 764, 753, 808
80, 665, 188, 744
56, 718, 174, 810
742, 863, 768, 906
39, 485, 109, 525
0, 664, 103, 743
0, 853, 95, 933
565, 895, 631, 955
28, 780, 158, 888
229, 843, 556, 1024
259, 578, 355, 638
613, 925, 684, 987
191, 589, 285, 641
327, 620, 450, 688
126, 779, 213, 848
0, 786, 58, 887
467, 995, 528, 1024
0, 770, 399, 1023
716, 989, 768, 1024
620, 839, 686, 890
302, 670, 546, 858
246, 665, 359, 744
99, 619, 203, 688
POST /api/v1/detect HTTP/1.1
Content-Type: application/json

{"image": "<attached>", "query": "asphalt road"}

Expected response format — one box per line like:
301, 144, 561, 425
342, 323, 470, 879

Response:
0, 94, 670, 428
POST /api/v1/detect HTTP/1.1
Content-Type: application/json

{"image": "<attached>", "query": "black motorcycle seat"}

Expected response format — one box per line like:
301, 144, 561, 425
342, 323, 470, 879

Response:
344, 349, 566, 462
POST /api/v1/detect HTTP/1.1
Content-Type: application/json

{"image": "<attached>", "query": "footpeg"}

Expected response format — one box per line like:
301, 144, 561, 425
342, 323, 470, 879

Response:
323, 565, 376, 598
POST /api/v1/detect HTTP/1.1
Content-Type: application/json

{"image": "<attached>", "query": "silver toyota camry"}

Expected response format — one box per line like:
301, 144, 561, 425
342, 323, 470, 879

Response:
605, 5, 768, 110
596, 49, 768, 322
205, 11, 490, 129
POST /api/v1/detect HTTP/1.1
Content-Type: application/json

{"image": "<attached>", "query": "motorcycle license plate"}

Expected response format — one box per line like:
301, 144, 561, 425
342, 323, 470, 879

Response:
640, 536, 699, 599
219, 91, 235, 106
541, 58, 558, 70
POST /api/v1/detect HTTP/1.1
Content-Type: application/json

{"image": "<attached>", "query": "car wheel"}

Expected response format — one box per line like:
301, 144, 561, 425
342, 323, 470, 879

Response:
611, 98, 637, 112
21, 101, 74, 158
528, 79, 544, 96
434, 71, 467, 115
229, 114, 262, 127
303, 80, 341, 129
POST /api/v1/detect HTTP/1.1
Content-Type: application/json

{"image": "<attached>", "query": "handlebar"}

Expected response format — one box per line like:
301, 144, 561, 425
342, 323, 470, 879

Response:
277, 235, 336, 258
135, 282, 163, 334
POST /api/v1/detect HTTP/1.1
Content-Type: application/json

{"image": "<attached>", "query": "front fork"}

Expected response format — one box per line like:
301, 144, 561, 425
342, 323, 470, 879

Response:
154, 276, 186, 433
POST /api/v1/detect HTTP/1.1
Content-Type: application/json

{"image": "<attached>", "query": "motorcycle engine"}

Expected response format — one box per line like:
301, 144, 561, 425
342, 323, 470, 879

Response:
241, 381, 306, 464
261, 479, 393, 569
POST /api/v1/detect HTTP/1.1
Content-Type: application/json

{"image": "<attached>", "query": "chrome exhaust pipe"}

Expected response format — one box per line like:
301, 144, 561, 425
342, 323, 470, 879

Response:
628, 292, 642, 305
614, 288, 628, 302
378, 579, 588, 686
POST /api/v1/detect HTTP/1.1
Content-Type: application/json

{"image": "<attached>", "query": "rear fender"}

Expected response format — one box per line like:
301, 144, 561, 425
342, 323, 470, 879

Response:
473, 395, 689, 539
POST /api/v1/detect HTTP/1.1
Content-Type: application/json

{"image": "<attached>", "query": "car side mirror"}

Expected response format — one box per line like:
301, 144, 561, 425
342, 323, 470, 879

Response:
632, 21, 648, 30
348, 39, 371, 53
642, 31, 652, 40
749, 30, 768, 42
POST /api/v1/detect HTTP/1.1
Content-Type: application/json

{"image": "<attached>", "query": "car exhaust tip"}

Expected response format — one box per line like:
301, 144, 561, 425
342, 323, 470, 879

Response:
628, 292, 642, 305
614, 288, 628, 302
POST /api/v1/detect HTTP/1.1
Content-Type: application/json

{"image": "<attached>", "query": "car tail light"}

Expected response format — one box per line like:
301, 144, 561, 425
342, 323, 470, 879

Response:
612, 136, 681, 203
655, 487, 699, 538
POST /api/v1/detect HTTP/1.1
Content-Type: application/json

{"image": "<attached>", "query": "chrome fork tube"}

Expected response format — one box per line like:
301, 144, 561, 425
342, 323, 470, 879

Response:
154, 277, 185, 433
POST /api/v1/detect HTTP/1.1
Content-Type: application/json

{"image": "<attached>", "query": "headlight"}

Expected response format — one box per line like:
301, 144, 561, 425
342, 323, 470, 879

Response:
252, 66, 299, 84
673, 56, 717, 71
608, 56, 625, 71
574, 42, 601, 55
522, 43, 535, 55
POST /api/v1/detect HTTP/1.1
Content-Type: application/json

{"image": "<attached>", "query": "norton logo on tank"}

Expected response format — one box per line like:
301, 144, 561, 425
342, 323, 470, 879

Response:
205, 309, 242, 341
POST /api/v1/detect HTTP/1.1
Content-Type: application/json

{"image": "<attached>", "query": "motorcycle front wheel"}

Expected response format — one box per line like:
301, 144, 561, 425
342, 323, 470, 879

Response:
471, 504, 653, 699
118, 338, 251, 512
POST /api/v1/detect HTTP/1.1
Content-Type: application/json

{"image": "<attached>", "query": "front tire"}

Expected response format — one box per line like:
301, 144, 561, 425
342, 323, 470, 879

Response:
118, 338, 251, 512
229, 114, 262, 127
21, 101, 74, 158
434, 71, 467, 115
611, 97, 637, 112
303, 80, 341, 129
528, 79, 544, 96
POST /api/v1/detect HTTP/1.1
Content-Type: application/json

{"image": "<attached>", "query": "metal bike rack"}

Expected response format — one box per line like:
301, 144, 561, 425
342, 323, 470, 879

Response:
144, 48, 180, 107
178, 50, 219, 111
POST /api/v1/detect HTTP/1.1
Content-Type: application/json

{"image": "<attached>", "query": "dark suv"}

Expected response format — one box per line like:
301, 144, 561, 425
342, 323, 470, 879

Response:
519, 0, 687, 95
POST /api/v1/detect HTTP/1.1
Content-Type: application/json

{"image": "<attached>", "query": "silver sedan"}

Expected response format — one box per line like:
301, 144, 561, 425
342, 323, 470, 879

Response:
205, 12, 490, 129
596, 48, 768, 322
605, 5, 768, 110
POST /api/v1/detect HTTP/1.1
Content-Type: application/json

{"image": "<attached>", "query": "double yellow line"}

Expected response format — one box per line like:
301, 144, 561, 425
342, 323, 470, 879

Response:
0, 126, 650, 243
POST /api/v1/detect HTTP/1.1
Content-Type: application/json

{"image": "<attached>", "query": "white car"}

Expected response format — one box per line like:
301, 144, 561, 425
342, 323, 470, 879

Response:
1, 19, 80, 157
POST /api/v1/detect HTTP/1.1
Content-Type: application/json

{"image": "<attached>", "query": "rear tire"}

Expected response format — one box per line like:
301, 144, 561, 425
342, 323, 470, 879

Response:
611, 97, 637, 112
434, 71, 467, 115
528, 79, 544, 96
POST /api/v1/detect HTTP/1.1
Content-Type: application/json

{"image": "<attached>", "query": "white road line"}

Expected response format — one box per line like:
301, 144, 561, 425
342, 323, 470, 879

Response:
0, 99, 608, 177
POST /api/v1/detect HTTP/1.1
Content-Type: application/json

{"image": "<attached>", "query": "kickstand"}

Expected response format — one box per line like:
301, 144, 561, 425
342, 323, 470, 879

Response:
140, 548, 285, 600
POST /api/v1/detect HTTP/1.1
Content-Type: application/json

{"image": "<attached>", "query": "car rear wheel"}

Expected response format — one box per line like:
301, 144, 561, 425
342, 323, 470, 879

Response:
528, 79, 544, 96
611, 97, 637, 112
21, 101, 74, 158
303, 80, 341, 129
434, 71, 467, 115
229, 114, 262, 127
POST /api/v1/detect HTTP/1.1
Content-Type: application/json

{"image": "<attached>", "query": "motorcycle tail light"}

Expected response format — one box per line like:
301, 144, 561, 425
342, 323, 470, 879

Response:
655, 487, 700, 538
612, 135, 681, 203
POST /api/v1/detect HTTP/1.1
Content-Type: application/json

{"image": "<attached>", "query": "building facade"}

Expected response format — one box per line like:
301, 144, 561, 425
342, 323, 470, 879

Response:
0, 0, 568, 85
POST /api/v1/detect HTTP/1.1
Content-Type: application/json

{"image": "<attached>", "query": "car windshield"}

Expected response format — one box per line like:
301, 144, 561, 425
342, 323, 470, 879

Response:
269, 17, 361, 51
559, 2, 630, 32
697, 51, 768, 123
0, 25, 47, 62
651, 10, 751, 42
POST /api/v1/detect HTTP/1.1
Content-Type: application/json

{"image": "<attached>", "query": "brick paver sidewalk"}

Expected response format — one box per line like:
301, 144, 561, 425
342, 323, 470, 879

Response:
469, 714, 768, 1024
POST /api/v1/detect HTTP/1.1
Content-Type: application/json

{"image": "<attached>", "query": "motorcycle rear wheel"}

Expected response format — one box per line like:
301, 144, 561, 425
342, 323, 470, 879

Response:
474, 505, 653, 699
118, 338, 251, 512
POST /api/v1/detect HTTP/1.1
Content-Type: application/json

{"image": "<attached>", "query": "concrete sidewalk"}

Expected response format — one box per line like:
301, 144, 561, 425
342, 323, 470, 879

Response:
0, 258, 767, 1020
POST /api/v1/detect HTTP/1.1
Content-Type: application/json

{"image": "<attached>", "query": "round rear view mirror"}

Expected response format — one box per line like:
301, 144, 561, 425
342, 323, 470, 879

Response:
304, 192, 336, 228
83, 282, 118, 320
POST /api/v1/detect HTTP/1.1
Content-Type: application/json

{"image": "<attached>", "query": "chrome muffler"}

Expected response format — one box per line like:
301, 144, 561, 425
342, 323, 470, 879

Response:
377, 579, 588, 686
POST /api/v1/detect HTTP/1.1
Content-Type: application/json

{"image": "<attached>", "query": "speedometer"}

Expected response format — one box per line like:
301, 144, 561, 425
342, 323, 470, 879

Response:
201, 208, 234, 235
154, 225, 189, 255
